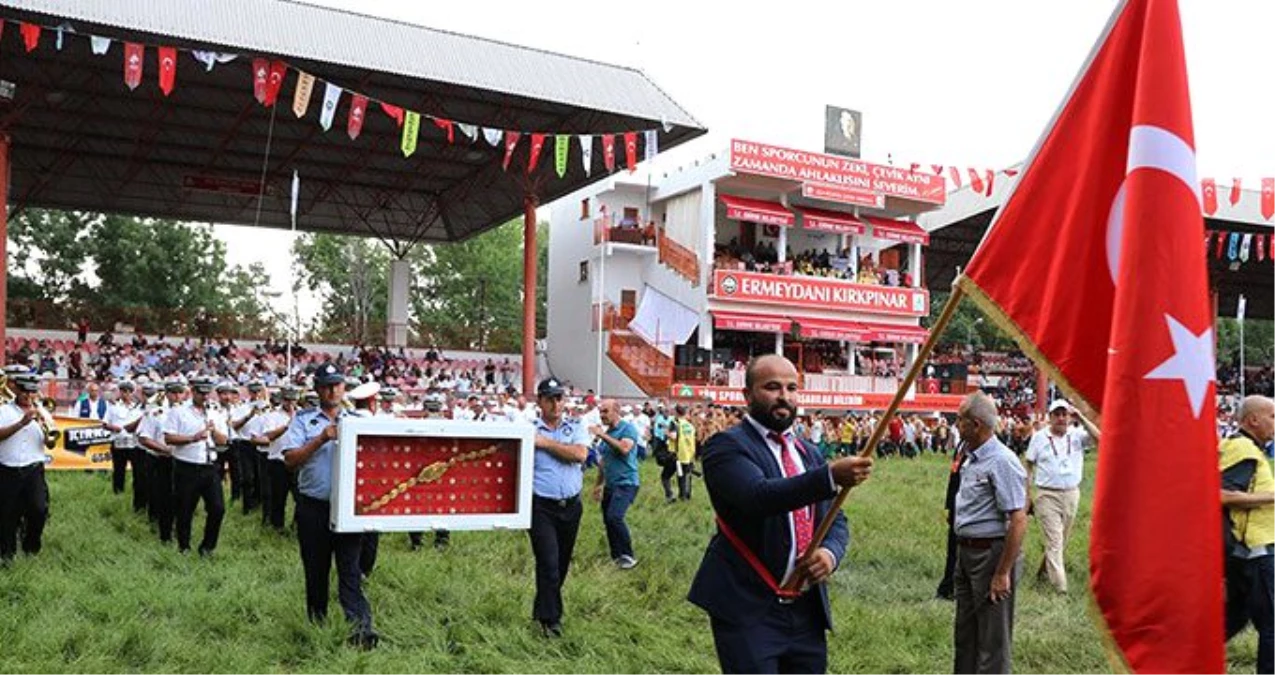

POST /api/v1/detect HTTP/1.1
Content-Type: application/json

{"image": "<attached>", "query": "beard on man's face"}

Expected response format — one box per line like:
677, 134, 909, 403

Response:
749, 397, 797, 432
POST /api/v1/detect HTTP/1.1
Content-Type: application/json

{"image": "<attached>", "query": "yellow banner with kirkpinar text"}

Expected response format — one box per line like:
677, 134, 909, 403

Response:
43, 415, 116, 470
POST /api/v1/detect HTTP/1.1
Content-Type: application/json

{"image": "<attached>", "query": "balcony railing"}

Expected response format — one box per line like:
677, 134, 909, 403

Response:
658, 234, 700, 286
593, 216, 656, 246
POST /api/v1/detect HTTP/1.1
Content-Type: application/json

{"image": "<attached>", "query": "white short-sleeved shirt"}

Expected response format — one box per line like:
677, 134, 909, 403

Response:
163, 405, 218, 465
106, 401, 143, 448
136, 406, 168, 456
1024, 427, 1088, 490
251, 410, 292, 461
207, 406, 230, 449
228, 402, 256, 441
0, 403, 47, 467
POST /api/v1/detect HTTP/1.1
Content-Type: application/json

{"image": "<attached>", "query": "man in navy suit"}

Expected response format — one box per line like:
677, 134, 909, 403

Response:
689, 354, 874, 674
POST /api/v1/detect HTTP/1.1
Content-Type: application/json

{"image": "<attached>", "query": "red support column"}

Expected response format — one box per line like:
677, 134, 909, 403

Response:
522, 195, 538, 396
0, 135, 8, 356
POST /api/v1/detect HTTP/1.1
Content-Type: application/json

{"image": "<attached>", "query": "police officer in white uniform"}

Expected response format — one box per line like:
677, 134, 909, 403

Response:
139, 381, 181, 543
251, 387, 297, 534
164, 378, 228, 556
230, 381, 267, 514
0, 374, 51, 562
105, 380, 145, 509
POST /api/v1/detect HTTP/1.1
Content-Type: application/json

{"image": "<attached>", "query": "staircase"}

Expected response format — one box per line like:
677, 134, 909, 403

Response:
607, 330, 673, 396
657, 233, 700, 287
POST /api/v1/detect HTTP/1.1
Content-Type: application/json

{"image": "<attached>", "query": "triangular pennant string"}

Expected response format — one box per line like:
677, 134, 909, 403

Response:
157, 46, 177, 96
502, 131, 521, 171
579, 135, 594, 176
292, 72, 315, 118
319, 82, 342, 131
554, 135, 569, 178
402, 111, 421, 157
347, 94, 368, 140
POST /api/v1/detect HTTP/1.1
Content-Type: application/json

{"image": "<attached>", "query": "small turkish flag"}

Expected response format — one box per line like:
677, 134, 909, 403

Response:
527, 133, 546, 173
1214, 229, 1227, 259
1262, 177, 1274, 220
252, 59, 268, 104
123, 43, 144, 91
1256, 232, 1266, 262
157, 46, 177, 96
931, 164, 944, 176
20, 22, 39, 52
379, 102, 404, 128
948, 166, 962, 189
347, 94, 368, 140
502, 131, 520, 171
602, 134, 616, 172
623, 132, 638, 171
433, 118, 454, 144
1201, 178, 1217, 215
1229, 178, 1242, 206
264, 61, 287, 107
909, 162, 920, 174
967, 168, 984, 195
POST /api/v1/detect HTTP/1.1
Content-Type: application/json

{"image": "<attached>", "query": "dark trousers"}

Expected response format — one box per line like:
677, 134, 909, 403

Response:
709, 594, 828, 674
0, 463, 49, 561
295, 494, 373, 631
1226, 554, 1274, 674
954, 539, 1022, 674
173, 461, 225, 554
111, 446, 131, 494
266, 459, 291, 531
360, 532, 379, 576
149, 455, 175, 542
234, 441, 259, 512
217, 443, 238, 502
660, 460, 678, 500
257, 452, 273, 522
131, 449, 150, 513
601, 484, 638, 560
528, 495, 582, 624
677, 463, 694, 500
936, 513, 958, 599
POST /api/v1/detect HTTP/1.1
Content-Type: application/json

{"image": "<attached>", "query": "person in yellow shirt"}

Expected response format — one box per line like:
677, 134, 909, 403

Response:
667, 404, 697, 502
1220, 394, 1274, 674
839, 416, 856, 456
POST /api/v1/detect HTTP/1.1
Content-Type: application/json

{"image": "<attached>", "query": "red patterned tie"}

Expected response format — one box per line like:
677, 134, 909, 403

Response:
770, 431, 813, 556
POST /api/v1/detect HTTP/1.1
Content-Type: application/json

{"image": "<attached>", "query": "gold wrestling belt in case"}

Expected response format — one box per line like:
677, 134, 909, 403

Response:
359, 444, 500, 514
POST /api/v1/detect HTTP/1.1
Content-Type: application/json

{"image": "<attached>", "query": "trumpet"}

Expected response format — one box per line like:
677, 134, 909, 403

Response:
0, 373, 12, 405
32, 396, 60, 450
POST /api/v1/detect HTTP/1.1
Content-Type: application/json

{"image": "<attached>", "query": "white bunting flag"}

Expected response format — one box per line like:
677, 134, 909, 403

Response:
458, 123, 478, 143
89, 35, 111, 55
644, 129, 658, 162
191, 51, 237, 72
482, 128, 503, 146
579, 135, 593, 176
290, 170, 300, 230
1237, 294, 1247, 321
1240, 233, 1253, 262
319, 82, 342, 131
55, 23, 75, 51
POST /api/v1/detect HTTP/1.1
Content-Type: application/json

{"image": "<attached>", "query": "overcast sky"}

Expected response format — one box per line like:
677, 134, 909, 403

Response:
221, 0, 1274, 321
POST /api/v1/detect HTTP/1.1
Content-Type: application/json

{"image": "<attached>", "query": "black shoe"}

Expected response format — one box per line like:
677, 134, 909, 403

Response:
434, 538, 450, 552
935, 587, 955, 601
539, 621, 563, 638
197, 547, 214, 559
348, 628, 379, 650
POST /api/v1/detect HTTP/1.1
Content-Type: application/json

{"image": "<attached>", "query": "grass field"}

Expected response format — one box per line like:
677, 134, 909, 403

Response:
0, 453, 1258, 673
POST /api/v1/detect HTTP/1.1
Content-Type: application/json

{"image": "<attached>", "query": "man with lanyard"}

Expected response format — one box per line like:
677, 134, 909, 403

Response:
1022, 400, 1088, 593
140, 381, 182, 544
230, 380, 266, 515
163, 378, 228, 557
104, 380, 144, 510
951, 391, 1027, 674
0, 374, 53, 563
589, 399, 642, 570
1220, 395, 1274, 674
528, 377, 590, 638
281, 363, 377, 649
688, 355, 872, 673
74, 381, 109, 420
250, 387, 298, 535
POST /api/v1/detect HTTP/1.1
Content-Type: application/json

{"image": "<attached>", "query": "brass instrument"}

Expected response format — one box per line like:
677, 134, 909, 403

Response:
32, 396, 60, 450
0, 372, 12, 405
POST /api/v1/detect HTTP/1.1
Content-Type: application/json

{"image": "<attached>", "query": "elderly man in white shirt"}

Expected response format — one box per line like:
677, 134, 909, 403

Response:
1023, 399, 1090, 593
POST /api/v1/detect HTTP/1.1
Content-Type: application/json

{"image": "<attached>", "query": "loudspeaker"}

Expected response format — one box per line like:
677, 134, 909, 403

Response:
674, 345, 694, 367
690, 347, 710, 367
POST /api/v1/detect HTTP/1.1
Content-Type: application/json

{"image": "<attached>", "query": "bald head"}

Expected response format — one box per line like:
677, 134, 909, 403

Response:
745, 354, 798, 390
744, 354, 800, 432
1238, 395, 1275, 444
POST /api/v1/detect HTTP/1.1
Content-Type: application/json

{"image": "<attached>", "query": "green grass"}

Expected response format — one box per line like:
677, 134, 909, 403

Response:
0, 454, 1258, 673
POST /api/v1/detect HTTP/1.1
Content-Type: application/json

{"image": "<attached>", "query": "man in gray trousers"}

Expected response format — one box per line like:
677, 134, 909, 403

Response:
950, 391, 1027, 673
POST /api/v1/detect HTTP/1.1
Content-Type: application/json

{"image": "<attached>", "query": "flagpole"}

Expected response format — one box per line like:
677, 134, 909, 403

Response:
782, 282, 966, 592
1238, 294, 1246, 398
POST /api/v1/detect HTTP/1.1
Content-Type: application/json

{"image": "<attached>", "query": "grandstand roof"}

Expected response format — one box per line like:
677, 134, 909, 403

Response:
920, 180, 1274, 320
0, 0, 705, 243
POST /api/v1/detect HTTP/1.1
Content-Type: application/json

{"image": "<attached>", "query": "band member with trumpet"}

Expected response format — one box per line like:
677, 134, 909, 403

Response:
0, 374, 53, 563
139, 381, 182, 543
249, 387, 297, 533
213, 382, 239, 505
164, 378, 228, 557
230, 381, 267, 514
105, 380, 145, 510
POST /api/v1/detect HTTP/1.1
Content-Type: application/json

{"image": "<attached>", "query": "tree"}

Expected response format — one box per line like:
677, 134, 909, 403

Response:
924, 290, 1016, 352
292, 233, 393, 344
1216, 317, 1274, 369
411, 218, 547, 352
4, 208, 277, 338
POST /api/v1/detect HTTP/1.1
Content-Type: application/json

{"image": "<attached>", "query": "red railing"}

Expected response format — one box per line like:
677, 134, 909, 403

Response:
658, 235, 700, 287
